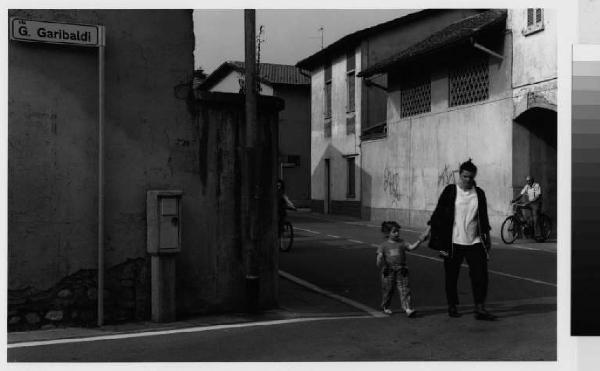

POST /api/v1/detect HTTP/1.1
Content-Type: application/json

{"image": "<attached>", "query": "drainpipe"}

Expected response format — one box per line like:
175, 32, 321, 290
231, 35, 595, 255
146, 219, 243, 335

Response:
244, 9, 260, 312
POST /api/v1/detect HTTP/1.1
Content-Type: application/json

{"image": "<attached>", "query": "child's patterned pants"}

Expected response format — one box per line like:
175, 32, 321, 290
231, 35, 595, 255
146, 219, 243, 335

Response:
381, 265, 413, 311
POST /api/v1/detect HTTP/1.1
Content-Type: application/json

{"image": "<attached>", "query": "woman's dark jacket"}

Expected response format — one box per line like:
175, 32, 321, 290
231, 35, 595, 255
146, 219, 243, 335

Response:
428, 184, 491, 257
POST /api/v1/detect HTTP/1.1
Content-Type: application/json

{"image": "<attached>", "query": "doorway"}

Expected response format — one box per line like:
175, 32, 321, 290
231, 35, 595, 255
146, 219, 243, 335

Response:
513, 107, 557, 231
324, 158, 331, 214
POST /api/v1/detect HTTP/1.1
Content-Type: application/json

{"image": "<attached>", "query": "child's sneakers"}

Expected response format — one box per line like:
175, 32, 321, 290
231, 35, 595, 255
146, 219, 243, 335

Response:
382, 308, 393, 315
406, 309, 417, 318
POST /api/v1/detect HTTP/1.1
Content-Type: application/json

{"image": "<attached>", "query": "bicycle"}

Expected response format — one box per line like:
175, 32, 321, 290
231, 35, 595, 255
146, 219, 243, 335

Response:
500, 202, 552, 244
278, 219, 294, 252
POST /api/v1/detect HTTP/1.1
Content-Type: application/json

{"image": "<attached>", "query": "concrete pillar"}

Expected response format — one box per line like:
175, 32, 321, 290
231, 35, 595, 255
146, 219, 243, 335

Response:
150, 255, 176, 322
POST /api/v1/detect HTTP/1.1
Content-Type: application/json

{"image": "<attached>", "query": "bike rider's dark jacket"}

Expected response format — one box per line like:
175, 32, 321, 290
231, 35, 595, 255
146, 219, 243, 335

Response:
428, 184, 491, 258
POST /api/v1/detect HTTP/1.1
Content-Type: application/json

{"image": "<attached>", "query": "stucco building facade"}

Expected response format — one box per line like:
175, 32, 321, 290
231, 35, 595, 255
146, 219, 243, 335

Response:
201, 62, 311, 207
299, 9, 557, 236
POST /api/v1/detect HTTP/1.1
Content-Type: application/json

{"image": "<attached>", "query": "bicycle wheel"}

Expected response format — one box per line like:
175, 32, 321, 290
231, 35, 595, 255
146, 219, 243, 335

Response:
539, 214, 552, 242
501, 216, 519, 244
279, 221, 294, 252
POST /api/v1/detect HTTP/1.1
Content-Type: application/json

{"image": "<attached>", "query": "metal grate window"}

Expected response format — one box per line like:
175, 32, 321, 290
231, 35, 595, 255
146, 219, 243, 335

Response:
400, 75, 431, 118
525, 8, 544, 35
449, 57, 489, 107
527, 9, 534, 26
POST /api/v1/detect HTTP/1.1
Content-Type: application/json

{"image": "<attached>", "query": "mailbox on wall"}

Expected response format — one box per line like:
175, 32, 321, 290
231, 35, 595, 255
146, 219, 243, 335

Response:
147, 190, 183, 255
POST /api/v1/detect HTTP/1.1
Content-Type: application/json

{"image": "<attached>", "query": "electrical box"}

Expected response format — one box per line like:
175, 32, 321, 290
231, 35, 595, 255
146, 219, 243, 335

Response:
147, 190, 183, 255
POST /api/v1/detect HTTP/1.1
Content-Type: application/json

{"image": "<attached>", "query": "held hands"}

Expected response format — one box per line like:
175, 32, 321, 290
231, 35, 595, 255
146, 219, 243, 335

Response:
418, 226, 431, 242
408, 226, 431, 250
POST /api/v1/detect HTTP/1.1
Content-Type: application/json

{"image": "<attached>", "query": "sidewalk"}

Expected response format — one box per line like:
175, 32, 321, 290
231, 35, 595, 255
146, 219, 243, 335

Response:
7, 272, 362, 345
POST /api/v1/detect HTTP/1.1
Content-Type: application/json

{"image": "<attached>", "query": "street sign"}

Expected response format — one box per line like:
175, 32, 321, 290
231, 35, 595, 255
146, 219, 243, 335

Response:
9, 17, 101, 47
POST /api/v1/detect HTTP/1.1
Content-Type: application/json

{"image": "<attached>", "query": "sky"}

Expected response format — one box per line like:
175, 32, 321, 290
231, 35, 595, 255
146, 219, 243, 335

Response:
193, 9, 416, 73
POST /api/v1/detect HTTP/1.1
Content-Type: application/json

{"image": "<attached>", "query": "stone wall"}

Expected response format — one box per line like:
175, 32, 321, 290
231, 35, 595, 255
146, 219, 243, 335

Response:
8, 258, 148, 331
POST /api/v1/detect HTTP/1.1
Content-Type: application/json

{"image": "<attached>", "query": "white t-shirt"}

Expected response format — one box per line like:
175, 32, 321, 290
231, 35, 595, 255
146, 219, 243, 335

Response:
520, 183, 541, 202
452, 184, 481, 245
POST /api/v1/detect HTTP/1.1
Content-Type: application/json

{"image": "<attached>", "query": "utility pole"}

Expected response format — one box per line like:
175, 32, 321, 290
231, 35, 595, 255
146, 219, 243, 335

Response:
256, 25, 265, 93
243, 9, 259, 312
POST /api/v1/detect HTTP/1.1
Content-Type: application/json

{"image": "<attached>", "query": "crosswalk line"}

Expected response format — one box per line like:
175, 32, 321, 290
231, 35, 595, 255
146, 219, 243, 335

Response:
347, 239, 364, 244
279, 270, 386, 318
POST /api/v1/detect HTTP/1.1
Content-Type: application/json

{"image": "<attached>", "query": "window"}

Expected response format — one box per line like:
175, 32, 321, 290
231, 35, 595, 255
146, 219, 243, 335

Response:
448, 56, 489, 107
324, 63, 332, 119
346, 156, 356, 198
324, 117, 332, 138
346, 51, 356, 113
324, 62, 332, 138
361, 74, 388, 139
281, 155, 300, 167
400, 73, 431, 118
346, 116, 355, 135
346, 51, 356, 135
524, 8, 544, 35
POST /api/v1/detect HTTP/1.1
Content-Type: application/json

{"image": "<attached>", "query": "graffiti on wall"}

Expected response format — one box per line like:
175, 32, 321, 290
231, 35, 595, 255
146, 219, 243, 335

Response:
437, 164, 460, 188
383, 167, 402, 203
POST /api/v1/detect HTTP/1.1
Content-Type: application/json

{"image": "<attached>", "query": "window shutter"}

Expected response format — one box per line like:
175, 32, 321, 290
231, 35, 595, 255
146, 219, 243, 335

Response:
527, 9, 534, 26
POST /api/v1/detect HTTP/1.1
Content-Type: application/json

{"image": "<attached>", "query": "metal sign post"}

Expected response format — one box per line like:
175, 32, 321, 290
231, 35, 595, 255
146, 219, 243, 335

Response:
97, 25, 106, 327
10, 18, 107, 326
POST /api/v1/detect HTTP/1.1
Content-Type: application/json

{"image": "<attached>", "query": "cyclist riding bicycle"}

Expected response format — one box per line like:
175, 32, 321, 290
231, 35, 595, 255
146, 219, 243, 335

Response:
276, 179, 297, 233
511, 175, 543, 242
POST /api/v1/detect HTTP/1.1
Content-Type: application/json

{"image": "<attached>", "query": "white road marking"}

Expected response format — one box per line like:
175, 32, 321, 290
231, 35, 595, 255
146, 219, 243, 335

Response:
295, 228, 319, 234
298, 223, 553, 253
407, 252, 556, 287
279, 270, 387, 318
344, 222, 379, 228
327, 234, 341, 238
8, 315, 372, 349
347, 239, 364, 244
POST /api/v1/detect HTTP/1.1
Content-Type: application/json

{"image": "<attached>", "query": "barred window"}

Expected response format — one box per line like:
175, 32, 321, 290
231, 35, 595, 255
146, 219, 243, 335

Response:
525, 8, 544, 35
449, 57, 489, 107
400, 75, 431, 118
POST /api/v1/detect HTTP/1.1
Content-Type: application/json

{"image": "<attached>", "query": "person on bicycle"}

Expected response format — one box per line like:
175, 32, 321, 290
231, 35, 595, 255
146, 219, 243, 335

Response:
276, 179, 297, 233
512, 175, 543, 242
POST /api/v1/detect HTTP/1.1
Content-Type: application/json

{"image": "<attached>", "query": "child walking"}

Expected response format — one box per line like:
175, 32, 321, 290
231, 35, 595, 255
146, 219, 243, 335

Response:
377, 221, 428, 317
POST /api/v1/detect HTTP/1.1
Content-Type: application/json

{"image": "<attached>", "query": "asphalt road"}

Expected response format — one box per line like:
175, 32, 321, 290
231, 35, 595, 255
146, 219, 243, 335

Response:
8, 212, 556, 362
280, 212, 556, 313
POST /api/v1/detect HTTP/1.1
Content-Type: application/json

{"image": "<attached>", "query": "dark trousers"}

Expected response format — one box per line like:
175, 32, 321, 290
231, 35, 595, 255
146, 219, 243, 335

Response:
444, 243, 488, 306
527, 200, 542, 238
